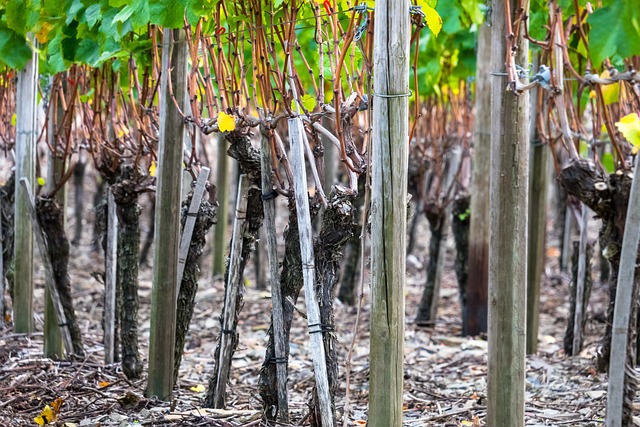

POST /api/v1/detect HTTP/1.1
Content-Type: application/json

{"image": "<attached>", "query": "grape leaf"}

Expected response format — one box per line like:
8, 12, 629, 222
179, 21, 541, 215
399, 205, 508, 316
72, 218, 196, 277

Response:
616, 113, 640, 154
218, 112, 236, 132
588, 1, 640, 66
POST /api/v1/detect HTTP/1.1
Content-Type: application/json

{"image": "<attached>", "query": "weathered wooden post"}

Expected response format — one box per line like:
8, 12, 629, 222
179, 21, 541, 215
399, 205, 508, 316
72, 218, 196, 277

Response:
212, 133, 230, 277
487, 0, 529, 426
14, 40, 38, 333
147, 27, 188, 400
369, 0, 410, 426
466, 20, 491, 336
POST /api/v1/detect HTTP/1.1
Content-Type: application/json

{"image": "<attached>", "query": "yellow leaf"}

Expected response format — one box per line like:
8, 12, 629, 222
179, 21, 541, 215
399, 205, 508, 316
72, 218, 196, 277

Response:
36, 22, 53, 44
11, 113, 16, 127
461, 421, 474, 426
34, 405, 55, 426
98, 381, 110, 388
218, 112, 236, 132
37, 177, 46, 186
51, 398, 63, 416
416, 1, 442, 36
190, 384, 206, 392
149, 161, 157, 177
600, 70, 620, 105
589, 90, 596, 99
615, 113, 640, 154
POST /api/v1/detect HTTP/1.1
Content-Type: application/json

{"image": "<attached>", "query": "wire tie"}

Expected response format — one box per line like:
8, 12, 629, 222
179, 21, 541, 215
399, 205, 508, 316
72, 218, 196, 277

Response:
261, 189, 278, 201
373, 90, 413, 98
409, 5, 425, 17
221, 329, 236, 335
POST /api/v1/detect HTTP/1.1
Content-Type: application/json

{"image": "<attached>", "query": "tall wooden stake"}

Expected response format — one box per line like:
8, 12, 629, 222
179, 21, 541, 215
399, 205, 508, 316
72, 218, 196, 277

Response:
606, 157, 640, 427
487, 1, 529, 426
213, 174, 248, 408
369, 1, 410, 426
289, 117, 333, 427
14, 41, 38, 333
104, 189, 118, 364
213, 133, 230, 276
466, 17, 491, 337
260, 125, 289, 422
526, 68, 548, 355
147, 28, 187, 401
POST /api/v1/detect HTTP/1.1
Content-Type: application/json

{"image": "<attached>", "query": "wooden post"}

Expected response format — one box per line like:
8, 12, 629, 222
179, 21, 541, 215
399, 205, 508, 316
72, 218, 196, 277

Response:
147, 27, 188, 401
14, 42, 38, 333
44, 76, 65, 359
177, 167, 210, 287
605, 158, 640, 427
260, 125, 289, 422
213, 133, 230, 277
289, 117, 333, 427
213, 174, 248, 408
572, 206, 589, 354
466, 19, 491, 337
526, 63, 549, 355
104, 189, 118, 364
487, 1, 529, 426
20, 178, 74, 355
369, 1, 410, 425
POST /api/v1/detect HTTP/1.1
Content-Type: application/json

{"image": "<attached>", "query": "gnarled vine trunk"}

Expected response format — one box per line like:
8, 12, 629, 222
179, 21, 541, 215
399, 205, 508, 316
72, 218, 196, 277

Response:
174, 192, 216, 382
36, 197, 85, 357
111, 166, 143, 379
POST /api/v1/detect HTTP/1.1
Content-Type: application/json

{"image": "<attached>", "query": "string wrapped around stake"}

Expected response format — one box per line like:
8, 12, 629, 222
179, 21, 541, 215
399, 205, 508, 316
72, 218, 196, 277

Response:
308, 323, 335, 334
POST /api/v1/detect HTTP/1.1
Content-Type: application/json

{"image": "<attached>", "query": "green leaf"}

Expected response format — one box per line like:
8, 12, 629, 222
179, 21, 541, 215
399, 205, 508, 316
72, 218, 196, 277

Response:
0, 25, 32, 69
79, 88, 95, 103
588, 2, 640, 66
5, 0, 40, 35
601, 152, 615, 174
84, 4, 102, 29
66, 0, 85, 25
76, 39, 100, 65
149, 0, 187, 29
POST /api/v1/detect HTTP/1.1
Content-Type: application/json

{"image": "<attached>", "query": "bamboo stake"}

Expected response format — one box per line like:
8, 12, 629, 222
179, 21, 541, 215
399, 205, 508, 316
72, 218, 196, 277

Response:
104, 189, 118, 364
177, 167, 210, 288
289, 117, 333, 427
20, 178, 74, 355
260, 125, 289, 422
213, 174, 248, 407
605, 158, 640, 427
0, 213, 4, 327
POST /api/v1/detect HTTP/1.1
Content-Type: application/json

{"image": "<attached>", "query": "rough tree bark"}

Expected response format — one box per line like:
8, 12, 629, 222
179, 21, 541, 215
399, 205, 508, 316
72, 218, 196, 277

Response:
205, 130, 264, 408
111, 165, 143, 379
1, 173, 15, 319
309, 187, 356, 426
173, 190, 216, 382
415, 205, 445, 326
36, 197, 85, 357
72, 158, 86, 245
558, 160, 630, 373
452, 195, 470, 326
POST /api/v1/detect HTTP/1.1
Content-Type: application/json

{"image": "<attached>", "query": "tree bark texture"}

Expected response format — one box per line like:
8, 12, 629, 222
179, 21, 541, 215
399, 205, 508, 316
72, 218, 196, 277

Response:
174, 192, 216, 382
563, 241, 593, 356
72, 159, 86, 245
205, 130, 264, 408
139, 194, 156, 266
558, 160, 631, 372
337, 175, 366, 305
35, 197, 85, 357
111, 166, 143, 379
1, 173, 15, 311
415, 206, 444, 326
452, 195, 470, 334
308, 187, 356, 426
